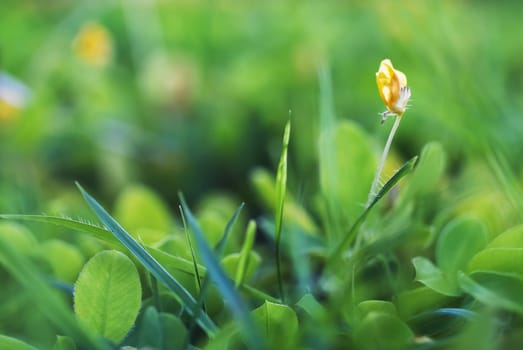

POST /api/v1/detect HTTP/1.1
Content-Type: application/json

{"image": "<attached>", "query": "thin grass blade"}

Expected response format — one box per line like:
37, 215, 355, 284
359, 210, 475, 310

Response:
179, 194, 265, 350
329, 156, 418, 265
275, 120, 291, 301
75, 183, 217, 337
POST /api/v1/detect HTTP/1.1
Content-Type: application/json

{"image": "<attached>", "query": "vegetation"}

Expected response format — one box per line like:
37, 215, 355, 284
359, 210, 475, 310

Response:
1, 1, 523, 349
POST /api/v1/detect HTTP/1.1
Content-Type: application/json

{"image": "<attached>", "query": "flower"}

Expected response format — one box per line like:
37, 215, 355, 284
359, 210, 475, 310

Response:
73, 22, 113, 67
376, 59, 411, 122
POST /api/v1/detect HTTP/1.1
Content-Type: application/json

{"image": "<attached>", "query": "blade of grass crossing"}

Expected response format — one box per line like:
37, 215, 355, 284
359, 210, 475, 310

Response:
179, 194, 265, 350
275, 120, 291, 301
328, 156, 418, 266
75, 183, 217, 337
214, 202, 245, 255
179, 206, 203, 301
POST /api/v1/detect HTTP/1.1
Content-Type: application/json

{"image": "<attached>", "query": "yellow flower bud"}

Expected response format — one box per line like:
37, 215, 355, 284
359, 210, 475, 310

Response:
376, 59, 410, 121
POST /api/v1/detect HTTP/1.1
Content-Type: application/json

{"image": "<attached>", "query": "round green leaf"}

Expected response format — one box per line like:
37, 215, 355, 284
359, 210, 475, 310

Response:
458, 271, 523, 314
436, 216, 488, 275
0, 222, 37, 255
319, 120, 376, 222
412, 257, 460, 296
42, 240, 84, 283
487, 224, 523, 249
251, 301, 298, 349
74, 250, 142, 344
468, 248, 523, 275
353, 312, 414, 350
114, 185, 171, 243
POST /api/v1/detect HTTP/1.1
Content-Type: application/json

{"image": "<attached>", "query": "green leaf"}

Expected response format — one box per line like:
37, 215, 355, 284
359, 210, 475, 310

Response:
436, 216, 488, 275
221, 251, 261, 284
357, 300, 397, 317
41, 240, 84, 283
179, 194, 264, 350
295, 293, 328, 319
0, 232, 108, 349
0, 222, 38, 255
319, 120, 376, 227
402, 141, 447, 197
76, 184, 217, 336
74, 250, 142, 344
328, 156, 418, 265
251, 301, 299, 350
487, 224, 523, 248
458, 271, 523, 314
53, 336, 77, 350
138, 306, 189, 350
468, 248, 523, 276
412, 257, 460, 296
353, 312, 414, 350
113, 184, 172, 243
0, 335, 38, 350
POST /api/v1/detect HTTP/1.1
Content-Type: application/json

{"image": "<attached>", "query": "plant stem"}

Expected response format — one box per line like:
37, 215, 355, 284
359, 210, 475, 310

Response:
367, 116, 402, 208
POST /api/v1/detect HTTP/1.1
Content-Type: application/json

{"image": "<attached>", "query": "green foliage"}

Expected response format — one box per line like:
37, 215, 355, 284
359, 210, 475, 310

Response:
413, 216, 488, 296
52, 336, 76, 350
251, 301, 299, 350
1, 1, 523, 347
0, 335, 38, 350
138, 306, 188, 350
74, 250, 141, 344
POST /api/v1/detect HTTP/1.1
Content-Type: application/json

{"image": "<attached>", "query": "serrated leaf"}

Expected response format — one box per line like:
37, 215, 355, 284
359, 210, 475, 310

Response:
252, 301, 298, 350
436, 216, 487, 275
412, 257, 460, 296
74, 250, 142, 344
458, 271, 523, 314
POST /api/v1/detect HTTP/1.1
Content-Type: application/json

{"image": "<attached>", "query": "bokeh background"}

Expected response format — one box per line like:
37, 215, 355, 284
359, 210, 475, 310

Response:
1, 0, 522, 217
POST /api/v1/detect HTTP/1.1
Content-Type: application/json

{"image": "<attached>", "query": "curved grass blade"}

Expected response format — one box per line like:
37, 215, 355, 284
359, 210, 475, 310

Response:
275, 120, 291, 301
214, 202, 245, 254
75, 183, 217, 337
236, 220, 257, 287
179, 206, 203, 300
179, 194, 265, 350
328, 156, 418, 266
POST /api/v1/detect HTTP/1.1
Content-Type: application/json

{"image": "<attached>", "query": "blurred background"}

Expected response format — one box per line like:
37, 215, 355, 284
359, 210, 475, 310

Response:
1, 0, 522, 214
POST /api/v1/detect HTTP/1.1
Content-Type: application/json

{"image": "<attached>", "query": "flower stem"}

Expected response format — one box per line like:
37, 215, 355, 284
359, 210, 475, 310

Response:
367, 115, 402, 208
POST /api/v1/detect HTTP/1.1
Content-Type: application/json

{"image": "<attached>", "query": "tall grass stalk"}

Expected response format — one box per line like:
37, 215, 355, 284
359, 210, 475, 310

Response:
367, 116, 402, 208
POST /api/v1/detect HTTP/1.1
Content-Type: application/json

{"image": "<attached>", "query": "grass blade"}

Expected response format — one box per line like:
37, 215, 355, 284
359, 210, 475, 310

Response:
236, 220, 257, 287
214, 202, 245, 255
275, 120, 291, 301
328, 156, 418, 265
75, 183, 218, 337
179, 194, 265, 350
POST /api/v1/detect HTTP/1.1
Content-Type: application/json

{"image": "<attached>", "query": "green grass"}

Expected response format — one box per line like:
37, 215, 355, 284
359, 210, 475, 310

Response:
1, 1, 523, 349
